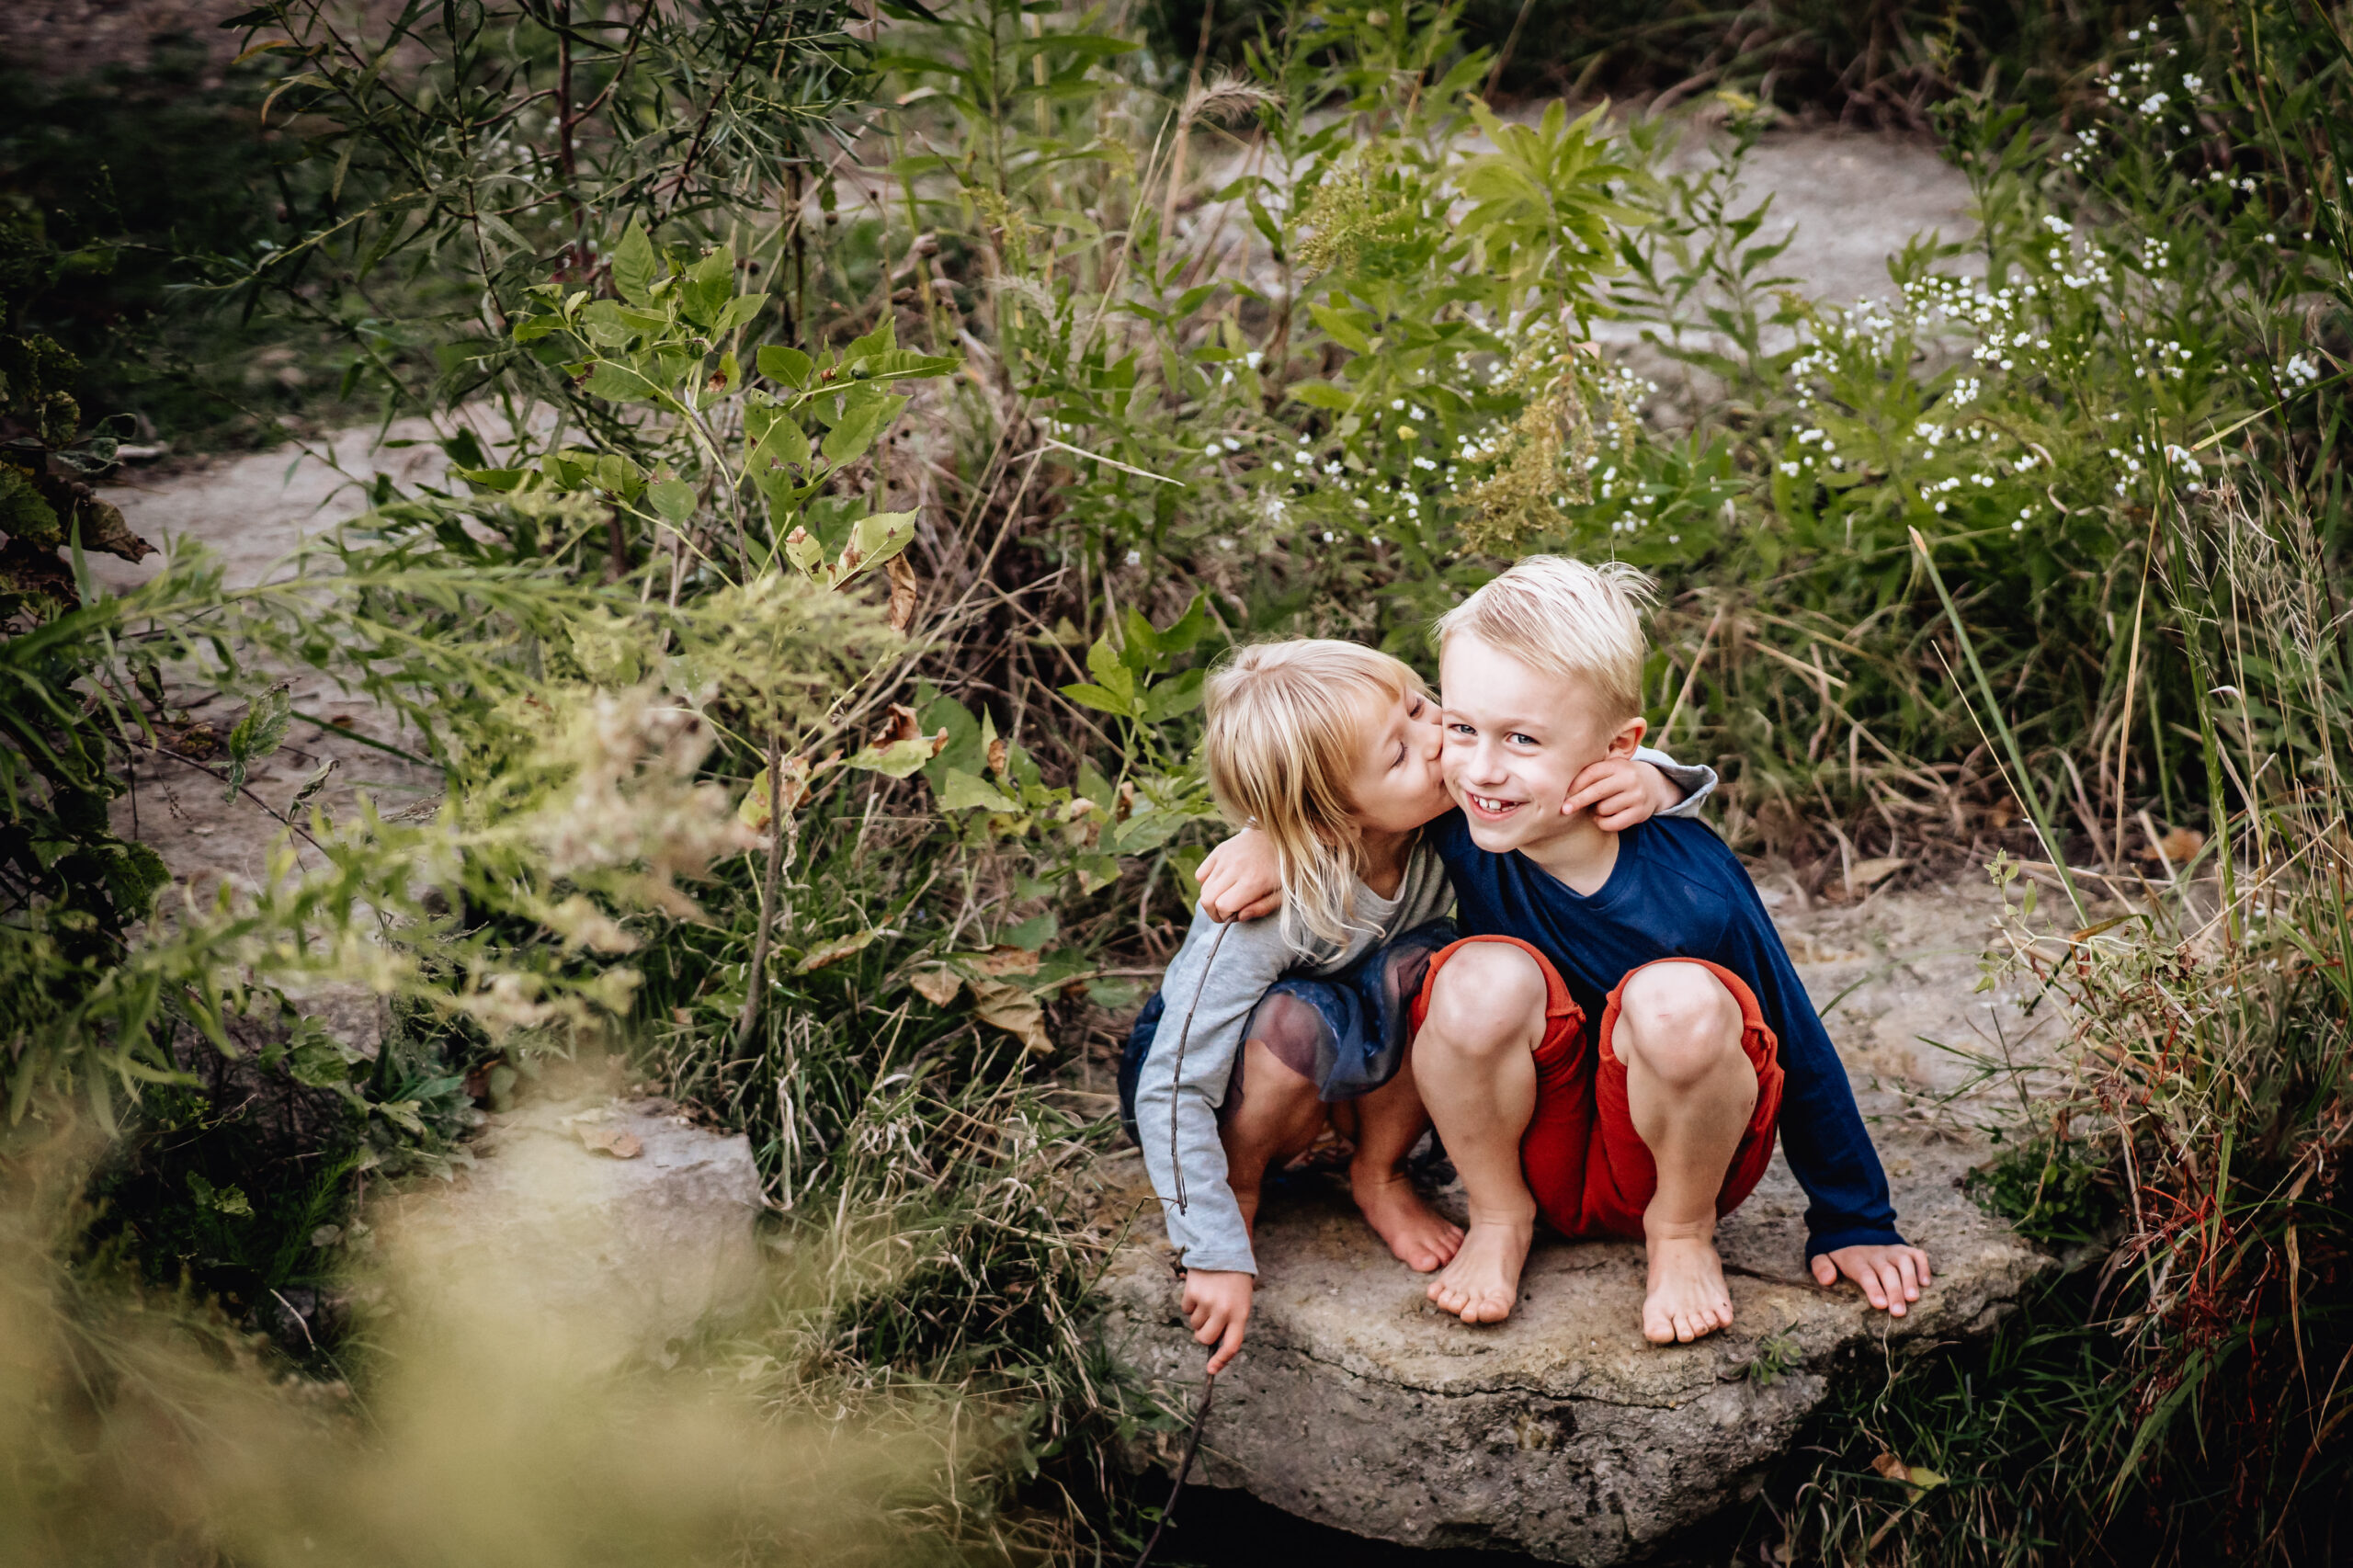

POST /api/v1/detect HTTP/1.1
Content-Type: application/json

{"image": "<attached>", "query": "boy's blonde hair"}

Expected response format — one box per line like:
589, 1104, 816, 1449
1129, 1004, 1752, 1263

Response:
1203, 639, 1431, 948
1431, 555, 1655, 722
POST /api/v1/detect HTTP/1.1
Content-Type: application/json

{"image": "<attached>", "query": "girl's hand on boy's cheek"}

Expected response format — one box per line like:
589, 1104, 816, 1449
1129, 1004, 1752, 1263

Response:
1181, 1268, 1255, 1372
1563, 757, 1661, 831
1197, 829, 1284, 923
1811, 1244, 1933, 1316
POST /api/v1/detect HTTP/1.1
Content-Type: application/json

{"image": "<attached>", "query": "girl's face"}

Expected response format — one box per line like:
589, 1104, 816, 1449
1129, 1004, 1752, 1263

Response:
1345, 684, 1449, 836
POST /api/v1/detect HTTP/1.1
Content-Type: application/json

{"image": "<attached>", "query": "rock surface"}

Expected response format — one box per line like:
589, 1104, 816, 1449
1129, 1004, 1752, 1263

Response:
376, 1095, 762, 1368
1097, 883, 2054, 1562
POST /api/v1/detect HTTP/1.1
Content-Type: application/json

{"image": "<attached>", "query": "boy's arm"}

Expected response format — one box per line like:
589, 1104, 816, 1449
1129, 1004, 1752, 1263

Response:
1197, 829, 1286, 924
1708, 891, 1930, 1314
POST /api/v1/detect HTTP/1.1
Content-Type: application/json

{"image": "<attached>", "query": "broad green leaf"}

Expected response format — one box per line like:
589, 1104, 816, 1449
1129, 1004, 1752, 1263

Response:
610, 223, 658, 306
1060, 682, 1134, 717
1287, 381, 1357, 411
1142, 665, 1207, 722
454, 465, 532, 493
582, 359, 667, 406
938, 768, 1020, 812
648, 479, 697, 522
713, 292, 767, 335
759, 344, 814, 387
830, 509, 918, 586
821, 390, 905, 464
847, 733, 941, 778
1307, 301, 1371, 354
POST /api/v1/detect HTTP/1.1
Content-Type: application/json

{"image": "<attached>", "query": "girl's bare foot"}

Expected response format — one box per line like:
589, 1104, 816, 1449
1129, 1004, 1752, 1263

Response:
1427, 1215, 1532, 1324
1349, 1165, 1464, 1272
1642, 1228, 1734, 1344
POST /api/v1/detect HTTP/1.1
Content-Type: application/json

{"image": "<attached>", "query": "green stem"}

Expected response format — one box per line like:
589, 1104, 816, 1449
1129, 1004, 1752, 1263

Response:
1911, 527, 2087, 922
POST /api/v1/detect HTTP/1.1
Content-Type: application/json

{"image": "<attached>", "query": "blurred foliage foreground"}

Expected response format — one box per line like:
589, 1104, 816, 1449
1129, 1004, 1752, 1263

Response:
4, 0, 2353, 1562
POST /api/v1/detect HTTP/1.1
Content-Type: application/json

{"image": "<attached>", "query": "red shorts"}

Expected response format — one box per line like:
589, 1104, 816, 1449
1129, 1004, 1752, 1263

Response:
1407, 937, 1785, 1240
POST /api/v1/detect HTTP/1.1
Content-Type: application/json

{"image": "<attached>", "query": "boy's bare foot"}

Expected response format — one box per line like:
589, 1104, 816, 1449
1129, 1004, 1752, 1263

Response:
1643, 1229, 1735, 1344
1350, 1165, 1465, 1273
1427, 1215, 1532, 1324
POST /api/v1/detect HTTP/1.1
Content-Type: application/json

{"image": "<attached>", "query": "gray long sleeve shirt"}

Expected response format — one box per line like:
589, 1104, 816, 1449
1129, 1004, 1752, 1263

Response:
1135, 749, 1718, 1274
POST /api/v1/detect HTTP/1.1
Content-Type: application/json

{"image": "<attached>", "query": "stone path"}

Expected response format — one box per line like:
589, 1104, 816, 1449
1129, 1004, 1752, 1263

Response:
1097, 880, 2056, 1562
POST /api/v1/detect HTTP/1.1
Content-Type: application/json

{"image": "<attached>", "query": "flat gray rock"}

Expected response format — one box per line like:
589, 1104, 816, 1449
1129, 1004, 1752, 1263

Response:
376, 1095, 762, 1369
1101, 1135, 2041, 1562
1097, 885, 2052, 1562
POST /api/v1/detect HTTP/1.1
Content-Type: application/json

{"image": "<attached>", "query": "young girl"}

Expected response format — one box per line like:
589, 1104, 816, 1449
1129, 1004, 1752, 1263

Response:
1120, 640, 1713, 1372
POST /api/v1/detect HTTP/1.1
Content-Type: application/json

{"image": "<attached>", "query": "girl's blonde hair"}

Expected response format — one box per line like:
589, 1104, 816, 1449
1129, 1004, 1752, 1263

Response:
1202, 639, 1430, 948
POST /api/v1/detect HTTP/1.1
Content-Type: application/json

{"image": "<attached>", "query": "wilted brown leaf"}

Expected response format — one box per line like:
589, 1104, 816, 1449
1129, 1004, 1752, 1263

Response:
1869, 1451, 1908, 1483
77, 497, 153, 562
1847, 856, 1909, 889
2141, 826, 2205, 865
963, 945, 1040, 977
907, 965, 963, 1006
886, 552, 918, 631
971, 977, 1052, 1054
986, 734, 1008, 776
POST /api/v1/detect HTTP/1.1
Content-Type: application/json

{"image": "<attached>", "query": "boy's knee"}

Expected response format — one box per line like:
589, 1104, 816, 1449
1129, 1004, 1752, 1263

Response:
1421, 944, 1547, 1057
1616, 963, 1745, 1088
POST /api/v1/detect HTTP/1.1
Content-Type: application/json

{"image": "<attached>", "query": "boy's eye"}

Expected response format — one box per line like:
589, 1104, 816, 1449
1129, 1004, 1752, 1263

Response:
1508, 732, 1538, 747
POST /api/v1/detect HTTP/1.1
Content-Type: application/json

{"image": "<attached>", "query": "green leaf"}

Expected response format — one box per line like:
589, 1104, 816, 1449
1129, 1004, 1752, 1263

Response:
1086, 636, 1136, 699
582, 359, 667, 406
758, 345, 814, 387
938, 768, 1020, 812
454, 465, 532, 493
831, 509, 918, 586
224, 686, 292, 800
713, 293, 767, 335
1059, 682, 1134, 717
1142, 666, 1207, 722
1287, 381, 1357, 411
846, 732, 941, 778
1001, 912, 1058, 949
610, 223, 658, 306
1307, 301, 1371, 354
649, 479, 697, 522
821, 390, 905, 464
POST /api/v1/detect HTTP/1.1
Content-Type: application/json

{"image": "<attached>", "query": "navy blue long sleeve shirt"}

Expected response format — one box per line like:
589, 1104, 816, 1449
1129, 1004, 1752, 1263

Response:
1427, 809, 1904, 1258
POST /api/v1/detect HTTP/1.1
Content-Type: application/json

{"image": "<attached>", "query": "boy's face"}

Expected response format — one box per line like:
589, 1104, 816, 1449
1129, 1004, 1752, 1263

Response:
1438, 631, 1644, 857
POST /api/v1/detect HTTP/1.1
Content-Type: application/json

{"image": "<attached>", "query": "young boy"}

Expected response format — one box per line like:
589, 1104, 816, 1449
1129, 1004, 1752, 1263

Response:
1201, 557, 1929, 1345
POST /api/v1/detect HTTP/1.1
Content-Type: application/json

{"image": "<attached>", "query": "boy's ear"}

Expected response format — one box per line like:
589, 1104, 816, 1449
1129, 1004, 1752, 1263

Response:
1607, 715, 1647, 759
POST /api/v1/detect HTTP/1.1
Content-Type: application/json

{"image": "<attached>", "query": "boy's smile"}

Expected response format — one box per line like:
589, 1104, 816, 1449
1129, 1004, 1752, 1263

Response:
1438, 631, 1645, 881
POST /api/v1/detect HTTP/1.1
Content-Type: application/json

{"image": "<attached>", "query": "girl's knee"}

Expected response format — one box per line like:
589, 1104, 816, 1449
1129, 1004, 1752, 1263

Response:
1422, 944, 1548, 1054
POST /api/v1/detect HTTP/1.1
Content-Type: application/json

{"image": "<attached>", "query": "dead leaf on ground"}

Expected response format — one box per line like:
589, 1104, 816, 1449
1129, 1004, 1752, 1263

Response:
907, 965, 963, 1006
886, 552, 918, 631
1847, 856, 1909, 889
2140, 826, 2205, 865
971, 976, 1052, 1054
577, 1125, 643, 1159
961, 944, 1040, 977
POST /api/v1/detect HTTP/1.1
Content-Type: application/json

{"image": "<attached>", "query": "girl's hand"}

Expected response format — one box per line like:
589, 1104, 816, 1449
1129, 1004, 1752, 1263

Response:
1197, 829, 1284, 922
1563, 757, 1683, 831
1181, 1268, 1256, 1372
